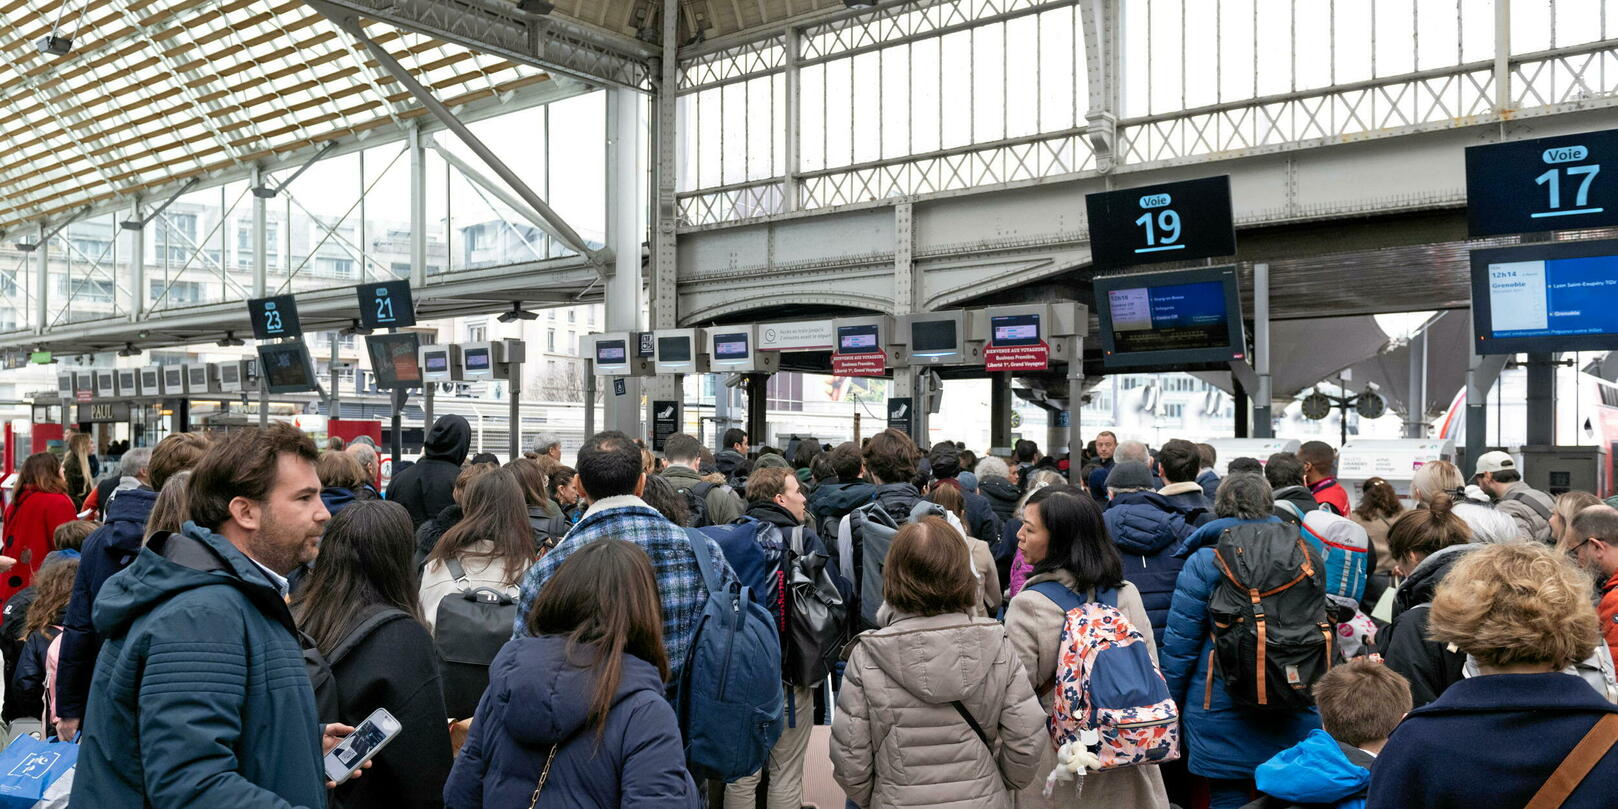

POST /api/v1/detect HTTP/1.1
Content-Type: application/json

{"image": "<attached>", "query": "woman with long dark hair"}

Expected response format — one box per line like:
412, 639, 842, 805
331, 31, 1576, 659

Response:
549, 466, 583, 525
8, 557, 78, 728
2, 453, 78, 604
1002, 484, 1168, 808
1350, 477, 1405, 565
444, 539, 699, 809
294, 500, 451, 809
417, 469, 537, 634
506, 458, 568, 551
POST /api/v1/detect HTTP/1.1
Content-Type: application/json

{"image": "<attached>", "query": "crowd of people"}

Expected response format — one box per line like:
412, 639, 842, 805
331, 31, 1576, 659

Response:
0, 420, 1614, 808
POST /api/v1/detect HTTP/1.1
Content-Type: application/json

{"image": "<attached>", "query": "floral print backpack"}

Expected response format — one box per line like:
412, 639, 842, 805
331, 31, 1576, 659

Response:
1028, 582, 1180, 770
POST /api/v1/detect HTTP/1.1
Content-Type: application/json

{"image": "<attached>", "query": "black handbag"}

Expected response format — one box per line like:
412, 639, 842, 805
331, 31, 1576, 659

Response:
783, 527, 848, 687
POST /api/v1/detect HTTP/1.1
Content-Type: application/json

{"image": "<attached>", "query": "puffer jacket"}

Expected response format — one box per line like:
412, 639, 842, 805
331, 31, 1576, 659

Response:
1004, 572, 1169, 808
1103, 491, 1196, 644
831, 611, 1045, 809
444, 634, 699, 809
1381, 544, 1476, 708
1161, 516, 1321, 781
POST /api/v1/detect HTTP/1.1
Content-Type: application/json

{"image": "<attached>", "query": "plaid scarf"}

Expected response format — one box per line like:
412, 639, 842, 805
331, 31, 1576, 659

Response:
512, 497, 737, 680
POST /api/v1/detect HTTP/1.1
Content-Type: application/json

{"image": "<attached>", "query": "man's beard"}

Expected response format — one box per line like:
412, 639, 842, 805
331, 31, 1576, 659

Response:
247, 517, 315, 575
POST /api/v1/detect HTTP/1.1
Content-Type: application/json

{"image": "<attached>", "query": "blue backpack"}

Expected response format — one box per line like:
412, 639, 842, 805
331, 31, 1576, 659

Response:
677, 528, 785, 782
699, 518, 788, 628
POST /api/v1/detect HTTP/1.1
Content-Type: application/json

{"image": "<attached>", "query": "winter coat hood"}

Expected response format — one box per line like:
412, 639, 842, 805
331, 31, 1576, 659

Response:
423, 414, 471, 465
101, 487, 159, 551
93, 521, 292, 638
858, 612, 1008, 704
501, 634, 667, 746
1253, 729, 1371, 804
979, 477, 1020, 505
1393, 542, 1477, 616
809, 480, 877, 518
744, 500, 803, 531
319, 486, 356, 515
871, 482, 923, 517
1105, 491, 1194, 555
715, 448, 746, 475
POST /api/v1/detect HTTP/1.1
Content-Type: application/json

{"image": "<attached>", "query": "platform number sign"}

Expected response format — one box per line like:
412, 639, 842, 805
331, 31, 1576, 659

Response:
1467, 128, 1618, 237
356, 280, 416, 330
247, 295, 302, 340
1085, 176, 1236, 268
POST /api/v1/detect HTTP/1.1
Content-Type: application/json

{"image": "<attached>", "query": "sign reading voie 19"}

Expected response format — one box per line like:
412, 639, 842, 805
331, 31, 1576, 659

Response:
1085, 176, 1236, 268
1467, 128, 1618, 237
356, 280, 416, 330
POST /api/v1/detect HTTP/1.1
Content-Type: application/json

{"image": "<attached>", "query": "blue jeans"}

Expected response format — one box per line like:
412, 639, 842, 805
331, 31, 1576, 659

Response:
1209, 778, 1254, 809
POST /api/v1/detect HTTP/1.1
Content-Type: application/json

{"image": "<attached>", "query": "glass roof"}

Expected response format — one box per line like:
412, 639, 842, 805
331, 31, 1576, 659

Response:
0, 0, 553, 234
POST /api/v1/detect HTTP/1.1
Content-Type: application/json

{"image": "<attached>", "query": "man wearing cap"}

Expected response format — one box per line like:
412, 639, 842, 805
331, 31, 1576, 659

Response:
1473, 450, 1555, 544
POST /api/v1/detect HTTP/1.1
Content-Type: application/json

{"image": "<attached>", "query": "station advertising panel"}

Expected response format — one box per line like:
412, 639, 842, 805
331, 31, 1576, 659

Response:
258, 341, 319, 393
1466, 128, 1618, 237
1085, 176, 1236, 267
247, 294, 302, 340
1470, 238, 1618, 354
365, 332, 424, 389
1094, 266, 1247, 368
356, 280, 416, 330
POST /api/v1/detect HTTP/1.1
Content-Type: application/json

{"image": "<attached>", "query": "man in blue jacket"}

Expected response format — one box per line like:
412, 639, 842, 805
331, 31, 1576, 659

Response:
73, 423, 362, 809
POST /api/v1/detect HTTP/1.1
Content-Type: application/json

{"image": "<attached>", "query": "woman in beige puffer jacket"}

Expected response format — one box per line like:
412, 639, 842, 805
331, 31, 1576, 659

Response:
1004, 485, 1169, 809
831, 517, 1047, 809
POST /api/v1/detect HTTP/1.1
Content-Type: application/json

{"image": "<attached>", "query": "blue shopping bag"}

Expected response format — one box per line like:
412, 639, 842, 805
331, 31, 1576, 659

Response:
0, 736, 76, 809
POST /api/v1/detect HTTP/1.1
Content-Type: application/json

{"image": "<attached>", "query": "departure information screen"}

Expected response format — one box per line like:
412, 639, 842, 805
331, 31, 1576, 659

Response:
259, 343, 315, 393
989, 315, 1042, 346
365, 333, 422, 389
1472, 239, 1618, 354
657, 336, 692, 363
910, 320, 958, 354
1095, 266, 1245, 367
713, 333, 749, 361
837, 324, 881, 354
594, 340, 626, 364
465, 348, 491, 371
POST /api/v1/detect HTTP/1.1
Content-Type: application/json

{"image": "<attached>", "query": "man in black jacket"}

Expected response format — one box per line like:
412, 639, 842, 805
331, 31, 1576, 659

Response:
386, 415, 471, 529
926, 442, 1001, 542
1266, 453, 1319, 522
807, 441, 875, 539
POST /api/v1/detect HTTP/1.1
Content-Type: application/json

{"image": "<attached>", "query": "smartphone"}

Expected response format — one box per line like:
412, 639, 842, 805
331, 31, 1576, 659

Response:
323, 707, 401, 785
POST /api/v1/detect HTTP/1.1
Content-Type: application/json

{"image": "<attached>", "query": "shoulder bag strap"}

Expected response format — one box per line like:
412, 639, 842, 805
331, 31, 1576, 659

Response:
327, 607, 409, 667
1027, 580, 1082, 614
951, 700, 993, 752
1506, 489, 1554, 521
683, 526, 720, 594
1524, 713, 1618, 809
445, 557, 473, 595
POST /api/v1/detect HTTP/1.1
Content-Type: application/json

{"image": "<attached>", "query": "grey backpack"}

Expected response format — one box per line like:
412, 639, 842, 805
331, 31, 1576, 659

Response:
848, 500, 948, 630
433, 558, 516, 719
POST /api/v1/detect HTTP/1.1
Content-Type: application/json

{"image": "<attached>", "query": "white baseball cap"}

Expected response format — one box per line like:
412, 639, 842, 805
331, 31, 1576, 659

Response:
1474, 450, 1516, 475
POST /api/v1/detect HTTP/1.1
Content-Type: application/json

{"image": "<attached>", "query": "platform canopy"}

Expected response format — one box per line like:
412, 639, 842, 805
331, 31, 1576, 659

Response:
0, 0, 564, 236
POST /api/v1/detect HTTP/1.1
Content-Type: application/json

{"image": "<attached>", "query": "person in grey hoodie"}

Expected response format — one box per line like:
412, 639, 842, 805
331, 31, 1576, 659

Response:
832, 516, 1045, 809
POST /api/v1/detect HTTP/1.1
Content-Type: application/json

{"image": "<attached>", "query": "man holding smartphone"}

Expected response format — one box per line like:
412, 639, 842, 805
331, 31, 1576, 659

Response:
72, 423, 364, 808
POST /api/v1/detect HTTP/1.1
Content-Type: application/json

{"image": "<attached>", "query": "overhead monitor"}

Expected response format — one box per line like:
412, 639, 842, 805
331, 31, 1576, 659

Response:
896, 311, 977, 366
217, 361, 250, 393
595, 339, 628, 365
837, 324, 882, 355
161, 365, 188, 396
1094, 266, 1247, 368
653, 329, 708, 374
459, 341, 510, 381
95, 370, 116, 398
420, 344, 462, 382
116, 370, 136, 397
356, 279, 416, 330
1085, 175, 1237, 267
365, 332, 424, 389
713, 332, 749, 362
186, 365, 214, 394
1470, 238, 1618, 354
702, 326, 779, 374
257, 341, 318, 393
55, 372, 73, 400
990, 314, 1042, 347
139, 368, 160, 397
588, 332, 652, 376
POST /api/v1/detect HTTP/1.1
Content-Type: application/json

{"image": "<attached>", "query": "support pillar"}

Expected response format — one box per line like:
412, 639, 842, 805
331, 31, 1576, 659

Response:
1526, 352, 1555, 446
252, 168, 269, 428
583, 360, 597, 441
1252, 262, 1274, 439
127, 200, 146, 322
714, 379, 732, 453
1405, 329, 1428, 438
1067, 360, 1085, 483
1233, 377, 1249, 438
745, 373, 768, 448
604, 87, 645, 437
408, 123, 428, 288
990, 373, 1012, 455
33, 224, 48, 335
1494, 0, 1513, 114
892, 202, 924, 445
1465, 352, 1510, 476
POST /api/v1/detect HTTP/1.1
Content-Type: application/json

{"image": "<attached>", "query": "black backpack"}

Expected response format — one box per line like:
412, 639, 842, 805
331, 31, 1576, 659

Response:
843, 500, 948, 630
676, 481, 727, 528
782, 527, 848, 688
433, 558, 516, 719
1207, 522, 1334, 711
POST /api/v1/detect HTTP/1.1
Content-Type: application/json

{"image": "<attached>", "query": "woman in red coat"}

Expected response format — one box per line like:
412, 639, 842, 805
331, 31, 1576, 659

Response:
1, 453, 78, 603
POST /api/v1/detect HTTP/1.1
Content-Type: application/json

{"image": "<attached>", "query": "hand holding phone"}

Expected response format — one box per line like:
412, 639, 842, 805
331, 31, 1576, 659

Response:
323, 708, 401, 786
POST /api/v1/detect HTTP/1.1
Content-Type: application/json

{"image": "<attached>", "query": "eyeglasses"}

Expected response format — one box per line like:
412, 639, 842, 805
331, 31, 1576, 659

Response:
1570, 537, 1600, 554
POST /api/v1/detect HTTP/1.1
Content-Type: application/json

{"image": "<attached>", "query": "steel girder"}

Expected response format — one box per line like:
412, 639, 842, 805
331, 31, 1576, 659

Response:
305, 0, 658, 90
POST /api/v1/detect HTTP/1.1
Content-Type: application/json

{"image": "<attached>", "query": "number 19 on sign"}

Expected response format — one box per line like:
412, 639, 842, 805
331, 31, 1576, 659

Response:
1134, 193, 1183, 254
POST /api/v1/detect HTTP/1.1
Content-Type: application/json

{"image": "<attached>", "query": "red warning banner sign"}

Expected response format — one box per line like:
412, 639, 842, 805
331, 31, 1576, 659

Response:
984, 342, 1050, 372
832, 351, 887, 377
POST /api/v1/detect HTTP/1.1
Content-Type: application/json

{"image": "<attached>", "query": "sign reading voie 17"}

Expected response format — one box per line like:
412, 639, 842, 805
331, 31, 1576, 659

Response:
356, 280, 416, 330
1467, 128, 1618, 237
1085, 176, 1236, 268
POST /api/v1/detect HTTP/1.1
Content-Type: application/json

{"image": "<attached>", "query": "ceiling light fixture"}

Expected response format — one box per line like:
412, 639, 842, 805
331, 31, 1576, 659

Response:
117, 343, 140, 357
216, 331, 245, 347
